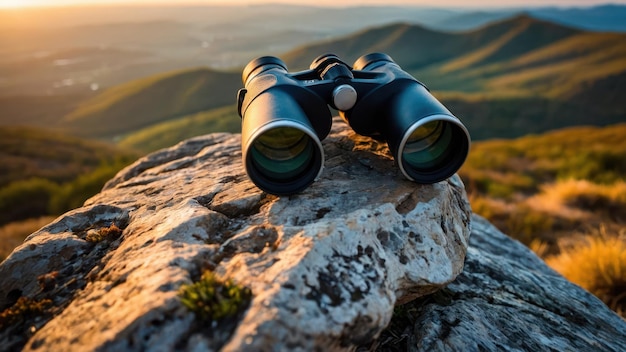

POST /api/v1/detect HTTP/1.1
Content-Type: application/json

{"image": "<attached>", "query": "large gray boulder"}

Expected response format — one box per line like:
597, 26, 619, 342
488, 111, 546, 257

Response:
362, 214, 626, 351
0, 118, 471, 351
1, 117, 624, 351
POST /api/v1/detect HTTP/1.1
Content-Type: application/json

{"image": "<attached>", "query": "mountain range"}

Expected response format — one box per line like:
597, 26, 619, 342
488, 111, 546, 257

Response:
430, 4, 626, 32
1, 4, 625, 95
1, 8, 625, 148
21, 13, 621, 147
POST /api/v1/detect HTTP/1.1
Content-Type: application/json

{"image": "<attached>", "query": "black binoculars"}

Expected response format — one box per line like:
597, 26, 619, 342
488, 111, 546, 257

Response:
237, 53, 470, 196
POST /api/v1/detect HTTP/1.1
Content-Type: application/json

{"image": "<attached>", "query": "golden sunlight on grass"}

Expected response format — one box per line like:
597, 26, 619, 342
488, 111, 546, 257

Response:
464, 127, 626, 318
470, 178, 626, 251
528, 179, 626, 220
546, 228, 626, 317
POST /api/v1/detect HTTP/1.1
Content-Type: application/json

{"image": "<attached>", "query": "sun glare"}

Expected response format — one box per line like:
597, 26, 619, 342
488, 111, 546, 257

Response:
0, 0, 20, 8
0, 0, 40, 8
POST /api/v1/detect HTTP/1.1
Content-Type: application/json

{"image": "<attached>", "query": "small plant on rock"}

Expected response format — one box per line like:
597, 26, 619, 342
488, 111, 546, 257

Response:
179, 271, 252, 322
0, 297, 52, 331
85, 223, 122, 243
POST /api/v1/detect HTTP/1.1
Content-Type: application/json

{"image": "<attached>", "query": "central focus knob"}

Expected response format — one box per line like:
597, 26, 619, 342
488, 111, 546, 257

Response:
332, 84, 358, 111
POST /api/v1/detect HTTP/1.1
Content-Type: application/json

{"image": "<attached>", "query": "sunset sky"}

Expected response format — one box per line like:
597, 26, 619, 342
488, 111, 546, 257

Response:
2, 0, 625, 8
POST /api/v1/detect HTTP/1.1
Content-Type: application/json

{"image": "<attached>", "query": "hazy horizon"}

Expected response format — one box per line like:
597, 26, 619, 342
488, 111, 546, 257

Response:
2, 0, 626, 9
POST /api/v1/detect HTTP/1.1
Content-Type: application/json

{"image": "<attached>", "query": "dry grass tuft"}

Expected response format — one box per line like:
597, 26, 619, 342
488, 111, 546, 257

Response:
539, 179, 626, 213
546, 228, 626, 317
529, 239, 551, 258
470, 194, 559, 247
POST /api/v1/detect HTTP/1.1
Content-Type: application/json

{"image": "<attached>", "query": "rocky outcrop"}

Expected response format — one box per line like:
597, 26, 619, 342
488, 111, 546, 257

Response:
1, 117, 625, 351
0, 117, 471, 351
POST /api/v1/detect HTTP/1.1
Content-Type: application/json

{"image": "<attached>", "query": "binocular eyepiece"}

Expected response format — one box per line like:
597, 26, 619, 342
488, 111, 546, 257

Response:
237, 53, 470, 196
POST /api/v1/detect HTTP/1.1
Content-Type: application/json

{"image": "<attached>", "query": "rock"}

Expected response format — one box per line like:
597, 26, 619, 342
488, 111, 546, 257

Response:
0, 117, 472, 351
3, 116, 625, 351
361, 215, 626, 352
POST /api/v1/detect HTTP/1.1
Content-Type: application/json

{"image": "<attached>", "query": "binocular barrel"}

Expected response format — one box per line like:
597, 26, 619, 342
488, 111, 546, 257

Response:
238, 57, 331, 195
350, 53, 471, 184
237, 53, 471, 195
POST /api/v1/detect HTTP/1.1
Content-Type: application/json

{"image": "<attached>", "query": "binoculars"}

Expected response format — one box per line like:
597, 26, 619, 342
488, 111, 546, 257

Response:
237, 53, 470, 196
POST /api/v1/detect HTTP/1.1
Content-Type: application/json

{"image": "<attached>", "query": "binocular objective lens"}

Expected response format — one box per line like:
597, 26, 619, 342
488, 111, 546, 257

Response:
402, 120, 452, 170
250, 127, 316, 181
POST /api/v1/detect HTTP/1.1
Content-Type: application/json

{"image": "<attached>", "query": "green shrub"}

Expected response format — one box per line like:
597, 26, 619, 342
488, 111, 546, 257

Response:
461, 124, 626, 198
485, 182, 520, 200
558, 151, 626, 184
0, 178, 59, 225
48, 163, 124, 214
0, 159, 131, 226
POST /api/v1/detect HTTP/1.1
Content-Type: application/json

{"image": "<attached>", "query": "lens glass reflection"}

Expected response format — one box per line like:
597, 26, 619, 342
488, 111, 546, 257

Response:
251, 127, 316, 181
402, 120, 453, 170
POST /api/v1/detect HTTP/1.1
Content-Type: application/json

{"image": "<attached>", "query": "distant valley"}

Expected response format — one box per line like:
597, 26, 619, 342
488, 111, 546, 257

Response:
1, 4, 625, 95
2, 9, 624, 148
